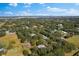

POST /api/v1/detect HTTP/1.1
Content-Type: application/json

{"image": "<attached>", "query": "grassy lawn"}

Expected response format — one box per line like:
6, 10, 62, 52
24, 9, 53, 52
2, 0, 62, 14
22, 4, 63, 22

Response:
67, 35, 79, 48
65, 35, 79, 56
0, 33, 23, 56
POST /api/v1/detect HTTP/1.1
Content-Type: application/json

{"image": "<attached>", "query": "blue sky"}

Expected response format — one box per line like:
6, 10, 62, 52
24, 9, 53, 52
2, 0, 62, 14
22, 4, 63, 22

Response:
0, 3, 79, 16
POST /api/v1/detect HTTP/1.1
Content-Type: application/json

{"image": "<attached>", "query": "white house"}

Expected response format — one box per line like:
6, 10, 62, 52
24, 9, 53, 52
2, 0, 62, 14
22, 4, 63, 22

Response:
40, 25, 43, 28
51, 29, 57, 33
58, 24, 63, 29
61, 31, 68, 37
0, 48, 6, 53
37, 44, 46, 48
5, 31, 9, 34
42, 35, 48, 40
33, 25, 37, 28
5, 30, 16, 35
25, 26, 29, 29
30, 33, 36, 37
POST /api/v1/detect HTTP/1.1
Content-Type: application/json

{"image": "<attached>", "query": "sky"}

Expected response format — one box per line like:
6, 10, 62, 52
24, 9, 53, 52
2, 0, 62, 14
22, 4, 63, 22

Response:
0, 3, 79, 16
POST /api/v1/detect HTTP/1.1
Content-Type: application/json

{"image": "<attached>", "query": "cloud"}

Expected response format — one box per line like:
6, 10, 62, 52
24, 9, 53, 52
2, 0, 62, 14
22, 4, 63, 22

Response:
46, 6, 67, 12
9, 3, 18, 7
34, 13, 49, 16
24, 3, 32, 8
20, 11, 30, 16
4, 11, 13, 15
24, 3, 32, 6
1, 11, 14, 16
32, 11, 49, 16
75, 3, 79, 6
39, 3, 45, 5
15, 11, 32, 16
24, 5, 30, 8
2, 3, 79, 16
65, 9, 79, 16
16, 10, 49, 16
2, 10, 31, 16
15, 8, 79, 16
39, 3, 46, 7
43, 6, 79, 16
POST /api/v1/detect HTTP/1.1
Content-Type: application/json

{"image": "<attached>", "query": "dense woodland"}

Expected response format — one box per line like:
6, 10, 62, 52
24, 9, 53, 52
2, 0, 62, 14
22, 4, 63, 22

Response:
0, 16, 79, 56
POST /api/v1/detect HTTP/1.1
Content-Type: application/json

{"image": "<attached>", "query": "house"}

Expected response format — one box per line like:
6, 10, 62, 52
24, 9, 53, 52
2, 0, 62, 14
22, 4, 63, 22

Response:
60, 37, 65, 40
5, 31, 16, 35
57, 24, 63, 29
40, 25, 43, 28
32, 25, 37, 28
51, 29, 57, 33
25, 26, 29, 29
30, 33, 36, 37
0, 48, 5, 52
0, 48, 6, 55
42, 35, 48, 40
61, 31, 68, 37
5, 31, 9, 34
37, 44, 46, 48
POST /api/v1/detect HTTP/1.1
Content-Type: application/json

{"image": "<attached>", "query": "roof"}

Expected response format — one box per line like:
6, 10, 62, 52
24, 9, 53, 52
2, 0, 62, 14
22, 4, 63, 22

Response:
37, 44, 46, 48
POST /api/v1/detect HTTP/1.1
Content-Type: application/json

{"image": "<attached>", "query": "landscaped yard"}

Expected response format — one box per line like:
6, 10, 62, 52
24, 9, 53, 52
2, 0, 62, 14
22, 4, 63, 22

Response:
67, 35, 79, 48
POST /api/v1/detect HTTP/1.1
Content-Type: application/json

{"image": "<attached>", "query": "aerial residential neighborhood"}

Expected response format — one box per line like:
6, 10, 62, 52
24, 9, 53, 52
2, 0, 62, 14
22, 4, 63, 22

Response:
0, 3, 79, 56
0, 16, 79, 56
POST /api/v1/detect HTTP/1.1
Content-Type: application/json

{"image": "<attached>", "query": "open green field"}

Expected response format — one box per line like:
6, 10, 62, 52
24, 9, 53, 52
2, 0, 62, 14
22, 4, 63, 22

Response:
67, 35, 79, 48
65, 35, 79, 56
